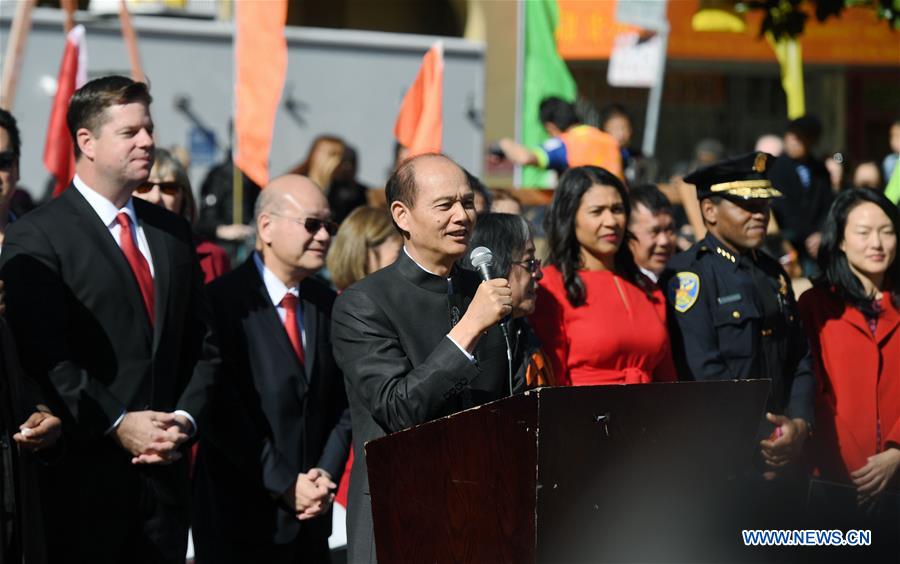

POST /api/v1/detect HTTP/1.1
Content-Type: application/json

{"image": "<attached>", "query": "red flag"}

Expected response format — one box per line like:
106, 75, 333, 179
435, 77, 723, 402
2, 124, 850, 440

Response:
44, 25, 86, 198
394, 42, 444, 158
234, 0, 288, 188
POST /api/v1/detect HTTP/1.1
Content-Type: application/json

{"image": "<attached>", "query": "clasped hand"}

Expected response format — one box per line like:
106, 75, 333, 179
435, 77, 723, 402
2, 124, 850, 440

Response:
283, 468, 337, 521
112, 410, 193, 465
13, 410, 62, 452
760, 412, 808, 480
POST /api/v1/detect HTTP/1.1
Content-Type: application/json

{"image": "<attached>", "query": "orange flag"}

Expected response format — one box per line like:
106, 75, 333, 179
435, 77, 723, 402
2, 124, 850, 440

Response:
394, 41, 443, 158
234, 0, 287, 187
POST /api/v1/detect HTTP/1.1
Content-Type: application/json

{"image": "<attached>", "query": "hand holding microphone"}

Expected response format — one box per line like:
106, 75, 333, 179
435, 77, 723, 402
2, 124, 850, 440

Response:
448, 247, 513, 353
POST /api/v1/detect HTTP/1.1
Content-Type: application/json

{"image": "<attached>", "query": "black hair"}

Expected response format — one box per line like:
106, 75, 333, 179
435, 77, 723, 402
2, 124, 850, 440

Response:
599, 103, 630, 129
539, 97, 579, 131
629, 183, 672, 216
816, 188, 899, 311
786, 115, 822, 147
544, 166, 644, 307
0, 108, 21, 157
464, 169, 491, 213
466, 213, 532, 278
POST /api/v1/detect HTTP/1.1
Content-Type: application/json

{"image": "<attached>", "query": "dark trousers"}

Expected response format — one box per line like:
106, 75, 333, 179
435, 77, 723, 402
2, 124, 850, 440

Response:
41, 443, 190, 564
194, 531, 330, 564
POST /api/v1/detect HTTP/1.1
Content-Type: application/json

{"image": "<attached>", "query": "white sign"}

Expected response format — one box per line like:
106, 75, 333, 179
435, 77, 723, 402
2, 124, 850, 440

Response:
607, 31, 665, 88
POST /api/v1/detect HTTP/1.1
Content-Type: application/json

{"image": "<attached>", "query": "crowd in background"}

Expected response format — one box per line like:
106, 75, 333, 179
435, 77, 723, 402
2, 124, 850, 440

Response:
0, 80, 896, 564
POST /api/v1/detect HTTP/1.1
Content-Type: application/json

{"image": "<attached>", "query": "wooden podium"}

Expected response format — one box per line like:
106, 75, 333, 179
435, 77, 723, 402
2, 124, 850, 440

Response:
365, 381, 770, 563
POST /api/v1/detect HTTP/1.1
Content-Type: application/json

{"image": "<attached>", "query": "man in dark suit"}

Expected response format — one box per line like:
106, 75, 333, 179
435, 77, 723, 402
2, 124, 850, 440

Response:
0, 76, 220, 563
332, 154, 518, 563
193, 174, 350, 563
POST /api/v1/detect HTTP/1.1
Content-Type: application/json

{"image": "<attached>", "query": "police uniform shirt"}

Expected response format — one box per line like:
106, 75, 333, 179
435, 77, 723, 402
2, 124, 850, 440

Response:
662, 232, 815, 425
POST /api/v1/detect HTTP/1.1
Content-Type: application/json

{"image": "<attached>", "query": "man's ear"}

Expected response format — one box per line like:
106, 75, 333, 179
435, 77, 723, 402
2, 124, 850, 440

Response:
257, 213, 274, 246
391, 201, 411, 234
76, 128, 96, 160
700, 198, 718, 226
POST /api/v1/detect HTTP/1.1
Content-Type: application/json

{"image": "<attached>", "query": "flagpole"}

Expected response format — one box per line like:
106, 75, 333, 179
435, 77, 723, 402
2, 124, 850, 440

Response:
0, 0, 36, 111
232, 2, 243, 226
513, 0, 525, 189
119, 0, 145, 83
61, 0, 76, 33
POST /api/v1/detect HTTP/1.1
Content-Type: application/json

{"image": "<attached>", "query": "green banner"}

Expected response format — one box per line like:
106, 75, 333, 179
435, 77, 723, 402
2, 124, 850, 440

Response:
521, 0, 577, 188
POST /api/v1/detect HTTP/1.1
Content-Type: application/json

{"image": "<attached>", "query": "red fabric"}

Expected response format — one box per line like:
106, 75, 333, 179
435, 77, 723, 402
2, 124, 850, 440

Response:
528, 265, 676, 386
798, 288, 900, 485
393, 42, 443, 157
234, 0, 288, 186
335, 450, 353, 508
44, 33, 79, 198
195, 238, 231, 283
280, 294, 305, 366
115, 213, 154, 325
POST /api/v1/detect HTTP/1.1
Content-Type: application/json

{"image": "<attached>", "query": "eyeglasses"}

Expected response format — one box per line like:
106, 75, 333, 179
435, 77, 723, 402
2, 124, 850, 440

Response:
270, 213, 339, 236
0, 151, 17, 171
135, 181, 183, 196
512, 258, 542, 274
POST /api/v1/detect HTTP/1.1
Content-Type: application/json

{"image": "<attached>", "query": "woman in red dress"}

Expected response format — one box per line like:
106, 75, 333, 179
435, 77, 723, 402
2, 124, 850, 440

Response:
530, 166, 676, 386
798, 189, 900, 507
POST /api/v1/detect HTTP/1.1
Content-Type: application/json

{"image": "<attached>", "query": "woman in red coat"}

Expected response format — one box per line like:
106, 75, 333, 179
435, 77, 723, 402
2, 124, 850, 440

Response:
530, 166, 675, 386
798, 189, 900, 509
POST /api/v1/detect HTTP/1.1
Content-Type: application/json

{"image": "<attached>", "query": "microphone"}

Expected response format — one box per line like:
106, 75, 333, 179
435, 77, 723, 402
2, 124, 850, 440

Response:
469, 246, 495, 282
469, 246, 511, 329
468, 245, 515, 396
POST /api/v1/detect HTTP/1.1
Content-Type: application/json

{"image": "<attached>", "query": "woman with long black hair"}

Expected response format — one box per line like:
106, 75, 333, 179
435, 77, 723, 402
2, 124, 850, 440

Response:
529, 166, 675, 386
798, 189, 900, 507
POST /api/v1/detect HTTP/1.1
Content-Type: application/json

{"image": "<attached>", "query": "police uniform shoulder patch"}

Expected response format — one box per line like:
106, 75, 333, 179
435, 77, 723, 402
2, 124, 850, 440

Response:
669, 272, 700, 313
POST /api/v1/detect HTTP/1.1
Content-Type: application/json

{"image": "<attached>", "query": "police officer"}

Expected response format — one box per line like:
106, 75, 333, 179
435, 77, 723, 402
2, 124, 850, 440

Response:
663, 153, 815, 517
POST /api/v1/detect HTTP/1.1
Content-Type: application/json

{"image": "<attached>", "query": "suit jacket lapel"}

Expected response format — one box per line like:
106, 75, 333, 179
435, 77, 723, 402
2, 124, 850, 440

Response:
876, 295, 900, 346
140, 217, 171, 352
241, 260, 308, 395
301, 280, 317, 382
62, 188, 152, 343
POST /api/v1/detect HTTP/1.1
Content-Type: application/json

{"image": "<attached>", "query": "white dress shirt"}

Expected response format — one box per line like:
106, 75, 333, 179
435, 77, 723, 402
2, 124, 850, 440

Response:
73, 176, 195, 434
253, 251, 306, 350
73, 175, 155, 276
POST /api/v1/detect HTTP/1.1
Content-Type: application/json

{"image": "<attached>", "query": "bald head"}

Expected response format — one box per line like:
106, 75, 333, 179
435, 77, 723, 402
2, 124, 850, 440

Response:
256, 174, 333, 284
255, 174, 327, 223
386, 153, 465, 212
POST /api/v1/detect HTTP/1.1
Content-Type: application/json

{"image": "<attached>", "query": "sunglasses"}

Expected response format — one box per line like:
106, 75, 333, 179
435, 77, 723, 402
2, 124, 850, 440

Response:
0, 151, 17, 171
135, 181, 183, 196
270, 213, 339, 236
512, 257, 542, 274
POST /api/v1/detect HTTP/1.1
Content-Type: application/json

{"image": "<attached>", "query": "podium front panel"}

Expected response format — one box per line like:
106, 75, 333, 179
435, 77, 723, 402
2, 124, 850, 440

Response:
366, 393, 539, 563
533, 381, 769, 562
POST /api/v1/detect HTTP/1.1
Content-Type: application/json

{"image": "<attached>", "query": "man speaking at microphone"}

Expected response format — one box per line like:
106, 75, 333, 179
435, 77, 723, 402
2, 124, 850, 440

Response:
332, 153, 520, 563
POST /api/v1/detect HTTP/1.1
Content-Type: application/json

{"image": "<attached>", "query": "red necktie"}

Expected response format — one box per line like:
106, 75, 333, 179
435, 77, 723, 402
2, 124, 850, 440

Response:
116, 212, 155, 326
280, 293, 305, 366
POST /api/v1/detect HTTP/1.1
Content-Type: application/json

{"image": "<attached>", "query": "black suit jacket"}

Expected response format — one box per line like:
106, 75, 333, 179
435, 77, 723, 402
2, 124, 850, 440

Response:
331, 250, 516, 564
0, 186, 220, 556
193, 258, 351, 550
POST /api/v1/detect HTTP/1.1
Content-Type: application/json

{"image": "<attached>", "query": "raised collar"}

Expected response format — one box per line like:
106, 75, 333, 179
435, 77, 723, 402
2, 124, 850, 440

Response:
398, 246, 457, 294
